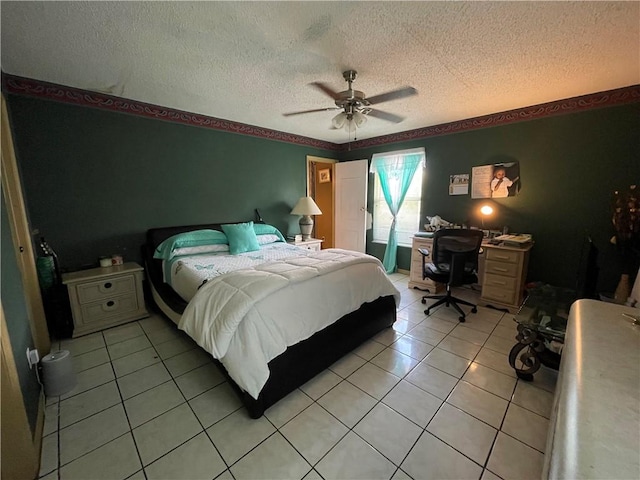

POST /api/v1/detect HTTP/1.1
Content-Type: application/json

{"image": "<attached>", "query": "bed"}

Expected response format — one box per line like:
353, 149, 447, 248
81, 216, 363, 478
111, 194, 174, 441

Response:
141, 220, 399, 418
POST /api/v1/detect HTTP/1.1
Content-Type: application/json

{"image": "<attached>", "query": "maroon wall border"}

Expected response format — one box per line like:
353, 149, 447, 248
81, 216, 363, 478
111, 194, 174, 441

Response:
342, 84, 640, 151
3, 73, 638, 152
1, 73, 338, 151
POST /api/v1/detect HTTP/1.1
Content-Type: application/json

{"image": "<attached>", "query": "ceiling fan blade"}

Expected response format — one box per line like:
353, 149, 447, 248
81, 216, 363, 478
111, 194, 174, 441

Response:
283, 107, 340, 117
366, 86, 418, 105
367, 109, 405, 123
310, 82, 341, 100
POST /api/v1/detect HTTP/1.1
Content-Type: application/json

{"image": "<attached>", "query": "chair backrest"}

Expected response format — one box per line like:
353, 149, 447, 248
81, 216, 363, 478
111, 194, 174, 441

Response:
431, 229, 484, 285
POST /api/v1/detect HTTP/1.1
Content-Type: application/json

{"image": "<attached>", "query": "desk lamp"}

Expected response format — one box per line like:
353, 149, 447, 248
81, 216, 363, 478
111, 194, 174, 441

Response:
291, 196, 322, 240
480, 204, 494, 229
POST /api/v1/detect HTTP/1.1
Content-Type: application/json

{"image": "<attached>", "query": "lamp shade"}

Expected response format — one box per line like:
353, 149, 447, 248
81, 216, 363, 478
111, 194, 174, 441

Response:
331, 112, 368, 132
332, 112, 347, 130
291, 196, 322, 216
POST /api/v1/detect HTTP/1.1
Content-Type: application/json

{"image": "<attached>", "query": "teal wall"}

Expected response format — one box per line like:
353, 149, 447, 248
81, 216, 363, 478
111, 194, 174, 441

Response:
6, 96, 336, 271
1, 190, 40, 434
6, 93, 639, 294
342, 103, 640, 293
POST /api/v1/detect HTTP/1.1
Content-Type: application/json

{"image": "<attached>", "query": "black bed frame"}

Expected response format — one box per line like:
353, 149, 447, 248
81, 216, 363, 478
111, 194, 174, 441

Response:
141, 221, 397, 418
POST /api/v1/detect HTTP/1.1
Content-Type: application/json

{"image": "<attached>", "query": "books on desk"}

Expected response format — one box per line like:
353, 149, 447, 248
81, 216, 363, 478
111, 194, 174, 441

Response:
494, 234, 533, 247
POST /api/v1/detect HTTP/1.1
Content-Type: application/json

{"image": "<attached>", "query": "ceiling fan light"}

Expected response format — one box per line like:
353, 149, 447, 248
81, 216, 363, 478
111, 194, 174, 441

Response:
352, 111, 367, 127
344, 118, 355, 133
332, 112, 347, 129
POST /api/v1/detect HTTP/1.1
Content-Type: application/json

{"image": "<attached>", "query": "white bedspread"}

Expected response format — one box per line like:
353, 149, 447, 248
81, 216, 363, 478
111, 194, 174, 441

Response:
178, 248, 400, 399
166, 242, 312, 301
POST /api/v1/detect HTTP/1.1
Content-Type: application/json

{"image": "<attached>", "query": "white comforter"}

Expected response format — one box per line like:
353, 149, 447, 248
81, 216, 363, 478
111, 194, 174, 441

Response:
179, 249, 400, 399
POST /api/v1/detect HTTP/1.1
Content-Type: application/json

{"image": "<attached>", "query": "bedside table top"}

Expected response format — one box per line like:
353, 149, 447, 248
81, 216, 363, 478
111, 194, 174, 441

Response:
62, 262, 144, 284
288, 238, 323, 245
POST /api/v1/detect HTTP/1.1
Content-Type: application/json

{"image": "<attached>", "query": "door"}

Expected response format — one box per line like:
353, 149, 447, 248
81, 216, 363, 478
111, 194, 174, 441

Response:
1, 95, 50, 354
335, 159, 368, 252
1, 306, 41, 480
1, 94, 47, 479
307, 156, 336, 248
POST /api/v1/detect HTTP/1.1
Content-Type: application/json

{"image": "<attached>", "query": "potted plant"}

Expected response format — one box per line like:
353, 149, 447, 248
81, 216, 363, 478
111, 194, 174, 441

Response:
610, 184, 640, 303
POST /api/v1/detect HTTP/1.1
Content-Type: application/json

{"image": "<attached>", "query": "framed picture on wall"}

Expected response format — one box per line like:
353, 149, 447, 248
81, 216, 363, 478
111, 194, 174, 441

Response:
318, 168, 331, 183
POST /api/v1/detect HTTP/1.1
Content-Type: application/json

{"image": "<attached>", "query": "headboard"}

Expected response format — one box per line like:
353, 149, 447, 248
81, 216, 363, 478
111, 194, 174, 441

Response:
142, 218, 264, 316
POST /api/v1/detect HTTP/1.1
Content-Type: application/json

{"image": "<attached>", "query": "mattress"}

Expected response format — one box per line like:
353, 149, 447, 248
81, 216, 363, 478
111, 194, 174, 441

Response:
178, 248, 400, 398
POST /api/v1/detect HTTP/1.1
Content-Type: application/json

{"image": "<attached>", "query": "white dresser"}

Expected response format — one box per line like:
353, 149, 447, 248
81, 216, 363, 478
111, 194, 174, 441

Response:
62, 262, 148, 337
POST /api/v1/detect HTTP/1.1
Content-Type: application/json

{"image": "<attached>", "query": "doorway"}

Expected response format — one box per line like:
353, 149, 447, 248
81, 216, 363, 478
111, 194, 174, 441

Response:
306, 156, 337, 248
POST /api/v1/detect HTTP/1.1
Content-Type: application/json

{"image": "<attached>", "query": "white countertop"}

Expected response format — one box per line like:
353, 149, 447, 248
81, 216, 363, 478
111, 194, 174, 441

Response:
544, 299, 640, 479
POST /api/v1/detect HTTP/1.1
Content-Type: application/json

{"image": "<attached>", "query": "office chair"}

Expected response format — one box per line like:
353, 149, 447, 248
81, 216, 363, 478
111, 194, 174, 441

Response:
419, 228, 484, 322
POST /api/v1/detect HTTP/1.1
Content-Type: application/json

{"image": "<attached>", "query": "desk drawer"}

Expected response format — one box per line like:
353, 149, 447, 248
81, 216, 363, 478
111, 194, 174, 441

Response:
485, 260, 518, 277
410, 259, 424, 282
486, 249, 520, 264
77, 275, 135, 304
484, 273, 517, 290
81, 294, 139, 324
482, 285, 516, 304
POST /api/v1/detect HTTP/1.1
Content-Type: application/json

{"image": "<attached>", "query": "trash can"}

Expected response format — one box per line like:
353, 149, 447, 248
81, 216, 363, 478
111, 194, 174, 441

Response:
41, 350, 77, 397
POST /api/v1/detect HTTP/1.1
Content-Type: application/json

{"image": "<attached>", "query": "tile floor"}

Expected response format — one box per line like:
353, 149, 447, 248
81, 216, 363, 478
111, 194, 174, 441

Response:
39, 273, 557, 480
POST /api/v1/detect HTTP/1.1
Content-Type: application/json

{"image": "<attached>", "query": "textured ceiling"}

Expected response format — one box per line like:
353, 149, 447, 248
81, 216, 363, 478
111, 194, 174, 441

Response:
1, 1, 639, 144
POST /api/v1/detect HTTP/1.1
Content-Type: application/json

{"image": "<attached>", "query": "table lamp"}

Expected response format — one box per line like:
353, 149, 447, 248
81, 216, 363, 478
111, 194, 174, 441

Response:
291, 196, 322, 240
480, 204, 494, 229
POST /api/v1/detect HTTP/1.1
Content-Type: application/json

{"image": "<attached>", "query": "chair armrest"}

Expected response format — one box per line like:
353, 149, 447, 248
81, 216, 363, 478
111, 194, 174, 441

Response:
418, 247, 430, 257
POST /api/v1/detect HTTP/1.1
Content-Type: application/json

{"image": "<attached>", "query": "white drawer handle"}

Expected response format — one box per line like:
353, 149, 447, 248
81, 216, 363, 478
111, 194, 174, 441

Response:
493, 267, 509, 272
495, 255, 510, 260
492, 280, 507, 285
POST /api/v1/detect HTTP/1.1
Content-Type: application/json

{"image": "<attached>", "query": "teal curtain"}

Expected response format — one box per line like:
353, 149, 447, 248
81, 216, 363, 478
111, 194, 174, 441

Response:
372, 152, 424, 273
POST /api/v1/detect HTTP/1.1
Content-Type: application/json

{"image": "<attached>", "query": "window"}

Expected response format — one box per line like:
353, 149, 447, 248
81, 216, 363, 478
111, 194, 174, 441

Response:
371, 148, 425, 247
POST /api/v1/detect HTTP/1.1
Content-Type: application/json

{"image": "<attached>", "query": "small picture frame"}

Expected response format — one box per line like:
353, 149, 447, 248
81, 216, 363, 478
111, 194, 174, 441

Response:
318, 168, 331, 183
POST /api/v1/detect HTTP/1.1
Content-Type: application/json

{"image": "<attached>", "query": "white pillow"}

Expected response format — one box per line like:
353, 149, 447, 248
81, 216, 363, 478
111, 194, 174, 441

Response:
172, 244, 230, 257
256, 234, 282, 245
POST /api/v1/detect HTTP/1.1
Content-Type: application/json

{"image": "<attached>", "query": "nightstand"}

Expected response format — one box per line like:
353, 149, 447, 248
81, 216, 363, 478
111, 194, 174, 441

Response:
288, 238, 323, 252
62, 262, 148, 337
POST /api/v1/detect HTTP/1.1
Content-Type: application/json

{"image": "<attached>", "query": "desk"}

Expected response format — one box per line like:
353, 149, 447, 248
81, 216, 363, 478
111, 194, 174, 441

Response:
543, 299, 640, 479
409, 235, 532, 311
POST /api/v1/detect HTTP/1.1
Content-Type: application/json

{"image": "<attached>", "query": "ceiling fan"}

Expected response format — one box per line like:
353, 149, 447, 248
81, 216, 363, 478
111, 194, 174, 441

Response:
283, 70, 418, 132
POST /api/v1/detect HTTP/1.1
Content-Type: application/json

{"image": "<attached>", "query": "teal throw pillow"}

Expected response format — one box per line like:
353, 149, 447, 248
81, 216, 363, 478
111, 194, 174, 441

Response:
222, 222, 261, 255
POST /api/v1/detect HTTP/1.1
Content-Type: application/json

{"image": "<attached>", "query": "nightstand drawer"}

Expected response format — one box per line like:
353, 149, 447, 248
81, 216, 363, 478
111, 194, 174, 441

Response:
288, 238, 323, 251
485, 260, 518, 277
81, 294, 139, 323
77, 275, 135, 304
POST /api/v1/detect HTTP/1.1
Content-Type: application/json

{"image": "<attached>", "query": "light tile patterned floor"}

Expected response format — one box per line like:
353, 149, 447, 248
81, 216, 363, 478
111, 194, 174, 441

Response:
39, 273, 556, 480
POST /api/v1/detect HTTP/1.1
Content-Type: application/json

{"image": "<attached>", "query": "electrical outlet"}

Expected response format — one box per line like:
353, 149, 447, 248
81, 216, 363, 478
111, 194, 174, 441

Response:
26, 348, 39, 369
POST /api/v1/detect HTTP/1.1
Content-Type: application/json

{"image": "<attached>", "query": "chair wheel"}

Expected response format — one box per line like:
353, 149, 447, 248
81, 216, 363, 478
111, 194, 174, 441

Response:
516, 371, 534, 381
421, 298, 426, 304
471, 307, 477, 313
458, 316, 466, 322
425, 308, 431, 316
